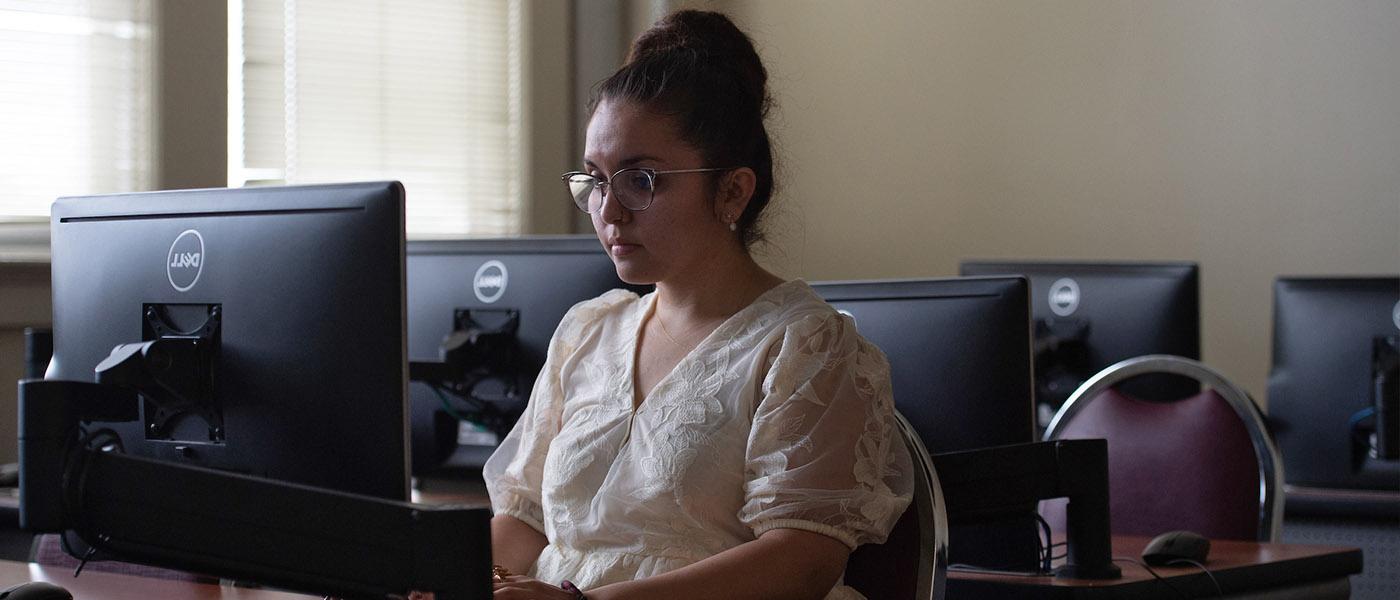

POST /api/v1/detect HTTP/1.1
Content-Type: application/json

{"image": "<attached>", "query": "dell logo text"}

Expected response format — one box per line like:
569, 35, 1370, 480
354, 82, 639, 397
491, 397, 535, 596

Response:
474, 260, 508, 304
170, 253, 202, 269
166, 229, 205, 292
1048, 278, 1080, 317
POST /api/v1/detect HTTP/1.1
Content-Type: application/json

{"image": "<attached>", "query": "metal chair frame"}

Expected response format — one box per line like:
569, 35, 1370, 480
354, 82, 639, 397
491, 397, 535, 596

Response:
893, 410, 949, 600
1043, 354, 1285, 541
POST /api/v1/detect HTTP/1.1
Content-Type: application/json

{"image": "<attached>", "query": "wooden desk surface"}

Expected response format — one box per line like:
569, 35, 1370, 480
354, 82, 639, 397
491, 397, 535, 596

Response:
0, 559, 316, 599
948, 535, 1363, 599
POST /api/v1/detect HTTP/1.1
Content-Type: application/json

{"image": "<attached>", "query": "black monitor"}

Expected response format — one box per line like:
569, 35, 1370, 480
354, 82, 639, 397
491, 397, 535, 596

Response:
406, 236, 639, 473
811, 276, 1039, 570
47, 181, 410, 500
959, 261, 1200, 427
811, 276, 1035, 453
1269, 277, 1400, 494
26, 181, 493, 598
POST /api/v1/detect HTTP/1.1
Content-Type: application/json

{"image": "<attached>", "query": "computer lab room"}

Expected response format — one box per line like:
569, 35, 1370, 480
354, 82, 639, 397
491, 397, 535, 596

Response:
0, 1, 1396, 599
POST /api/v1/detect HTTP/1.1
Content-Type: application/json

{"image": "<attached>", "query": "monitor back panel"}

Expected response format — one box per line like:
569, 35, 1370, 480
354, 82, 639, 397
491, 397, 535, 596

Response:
405, 236, 639, 465
961, 261, 1200, 402
49, 182, 408, 500
1269, 276, 1400, 490
812, 276, 1035, 453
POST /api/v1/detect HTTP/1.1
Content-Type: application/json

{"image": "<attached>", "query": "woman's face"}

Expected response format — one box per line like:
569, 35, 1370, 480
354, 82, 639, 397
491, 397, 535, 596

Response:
584, 99, 733, 285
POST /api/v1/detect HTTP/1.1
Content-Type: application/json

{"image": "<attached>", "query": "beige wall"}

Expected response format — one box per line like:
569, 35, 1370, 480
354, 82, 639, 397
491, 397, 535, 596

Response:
695, 0, 1400, 402
155, 0, 228, 190
522, 1, 579, 234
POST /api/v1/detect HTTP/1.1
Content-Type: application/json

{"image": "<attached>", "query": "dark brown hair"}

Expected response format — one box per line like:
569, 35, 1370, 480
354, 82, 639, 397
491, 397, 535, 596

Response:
592, 10, 775, 248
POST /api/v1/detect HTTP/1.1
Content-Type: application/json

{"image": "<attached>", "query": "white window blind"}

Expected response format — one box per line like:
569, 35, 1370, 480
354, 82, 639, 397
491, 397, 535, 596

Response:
0, 0, 153, 219
235, 0, 522, 237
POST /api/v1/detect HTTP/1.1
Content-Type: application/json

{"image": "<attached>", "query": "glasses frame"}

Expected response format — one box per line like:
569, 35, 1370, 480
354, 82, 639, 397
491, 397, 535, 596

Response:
561, 167, 737, 213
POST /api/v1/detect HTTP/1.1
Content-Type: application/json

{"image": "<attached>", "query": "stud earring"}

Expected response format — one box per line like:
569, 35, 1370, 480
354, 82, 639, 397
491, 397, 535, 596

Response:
726, 213, 737, 231
729, 222, 737, 232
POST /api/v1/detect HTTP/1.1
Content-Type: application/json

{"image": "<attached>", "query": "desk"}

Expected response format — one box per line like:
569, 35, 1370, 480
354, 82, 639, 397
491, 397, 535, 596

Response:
0, 559, 315, 599
947, 535, 1363, 599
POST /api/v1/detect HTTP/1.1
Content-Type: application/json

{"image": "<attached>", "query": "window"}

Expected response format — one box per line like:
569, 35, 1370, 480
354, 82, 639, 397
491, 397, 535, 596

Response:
0, 0, 154, 221
233, 0, 522, 237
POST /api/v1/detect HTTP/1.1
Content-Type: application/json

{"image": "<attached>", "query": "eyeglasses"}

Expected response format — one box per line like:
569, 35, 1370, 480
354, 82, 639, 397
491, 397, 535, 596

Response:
561, 167, 736, 213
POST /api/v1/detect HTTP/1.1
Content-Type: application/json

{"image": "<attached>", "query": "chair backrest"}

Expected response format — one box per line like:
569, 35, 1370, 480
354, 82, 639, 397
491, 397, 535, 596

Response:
1042, 354, 1284, 542
845, 411, 948, 600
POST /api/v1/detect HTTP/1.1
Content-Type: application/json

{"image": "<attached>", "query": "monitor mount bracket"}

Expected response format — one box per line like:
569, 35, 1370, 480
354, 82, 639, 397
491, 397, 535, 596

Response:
95, 304, 222, 443
409, 308, 522, 433
1034, 318, 1092, 413
18, 375, 491, 599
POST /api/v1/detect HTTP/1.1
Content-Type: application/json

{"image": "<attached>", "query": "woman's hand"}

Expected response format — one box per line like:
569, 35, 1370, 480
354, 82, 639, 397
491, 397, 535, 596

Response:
493, 574, 580, 599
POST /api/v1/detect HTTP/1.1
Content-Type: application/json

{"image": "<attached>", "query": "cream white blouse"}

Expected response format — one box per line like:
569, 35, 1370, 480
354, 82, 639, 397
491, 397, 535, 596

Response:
483, 280, 912, 599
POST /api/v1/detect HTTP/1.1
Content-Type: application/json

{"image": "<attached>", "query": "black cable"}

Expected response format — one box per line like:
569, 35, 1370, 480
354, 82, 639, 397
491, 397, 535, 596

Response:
1166, 558, 1224, 597
1111, 557, 1191, 599
1033, 511, 1059, 572
1350, 407, 1380, 453
429, 383, 480, 423
73, 544, 97, 578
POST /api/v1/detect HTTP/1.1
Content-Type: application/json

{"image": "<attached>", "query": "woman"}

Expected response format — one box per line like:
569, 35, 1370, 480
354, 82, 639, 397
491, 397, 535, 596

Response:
485, 10, 912, 600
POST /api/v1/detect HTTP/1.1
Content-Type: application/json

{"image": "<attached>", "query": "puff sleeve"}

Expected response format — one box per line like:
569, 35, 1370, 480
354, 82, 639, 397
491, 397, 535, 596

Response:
482, 301, 586, 534
739, 312, 914, 550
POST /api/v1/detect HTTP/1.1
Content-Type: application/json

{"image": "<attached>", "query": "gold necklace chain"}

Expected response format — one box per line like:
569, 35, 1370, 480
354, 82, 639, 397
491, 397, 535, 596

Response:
655, 313, 684, 346
653, 285, 768, 348
654, 310, 726, 347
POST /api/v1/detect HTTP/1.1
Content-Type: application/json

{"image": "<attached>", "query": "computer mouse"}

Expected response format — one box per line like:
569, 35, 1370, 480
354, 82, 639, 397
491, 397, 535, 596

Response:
1142, 530, 1211, 566
0, 583, 70, 600
0, 582, 72, 600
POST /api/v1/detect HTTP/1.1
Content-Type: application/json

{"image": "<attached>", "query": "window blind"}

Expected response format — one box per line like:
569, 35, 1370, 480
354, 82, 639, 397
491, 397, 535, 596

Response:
236, 0, 521, 237
0, 0, 153, 219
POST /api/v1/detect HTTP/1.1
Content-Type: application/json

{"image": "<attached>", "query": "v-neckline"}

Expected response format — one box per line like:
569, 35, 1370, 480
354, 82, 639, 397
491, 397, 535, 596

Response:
625, 280, 795, 413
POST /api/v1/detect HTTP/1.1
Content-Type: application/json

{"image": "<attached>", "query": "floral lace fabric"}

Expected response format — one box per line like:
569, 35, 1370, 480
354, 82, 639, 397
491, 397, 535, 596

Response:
483, 280, 913, 599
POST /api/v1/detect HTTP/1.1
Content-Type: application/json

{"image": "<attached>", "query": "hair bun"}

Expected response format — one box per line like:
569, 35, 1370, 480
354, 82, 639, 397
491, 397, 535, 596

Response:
627, 10, 768, 106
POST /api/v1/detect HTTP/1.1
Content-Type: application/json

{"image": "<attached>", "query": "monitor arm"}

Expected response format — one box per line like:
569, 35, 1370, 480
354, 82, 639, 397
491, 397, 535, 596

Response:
18, 378, 492, 599
410, 308, 522, 435
1033, 319, 1093, 412
933, 439, 1122, 580
95, 337, 220, 441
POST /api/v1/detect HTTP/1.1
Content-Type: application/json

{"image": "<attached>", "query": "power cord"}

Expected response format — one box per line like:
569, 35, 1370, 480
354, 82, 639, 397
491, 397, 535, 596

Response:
1111, 558, 1188, 598
1111, 557, 1224, 598
1165, 558, 1223, 597
1033, 512, 1067, 571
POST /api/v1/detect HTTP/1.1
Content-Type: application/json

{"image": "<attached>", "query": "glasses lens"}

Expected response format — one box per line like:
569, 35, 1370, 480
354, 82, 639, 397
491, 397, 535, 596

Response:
611, 169, 655, 210
565, 173, 597, 212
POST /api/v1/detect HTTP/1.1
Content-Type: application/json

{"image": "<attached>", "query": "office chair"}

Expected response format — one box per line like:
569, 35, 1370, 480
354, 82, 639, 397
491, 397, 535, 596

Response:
1042, 354, 1284, 542
845, 411, 948, 600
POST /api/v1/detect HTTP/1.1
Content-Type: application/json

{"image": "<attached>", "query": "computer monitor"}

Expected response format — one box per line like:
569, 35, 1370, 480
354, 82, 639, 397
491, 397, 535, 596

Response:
28, 181, 493, 597
812, 276, 1039, 570
47, 181, 409, 501
406, 236, 639, 472
811, 276, 1035, 453
1269, 277, 1400, 493
959, 261, 1200, 427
